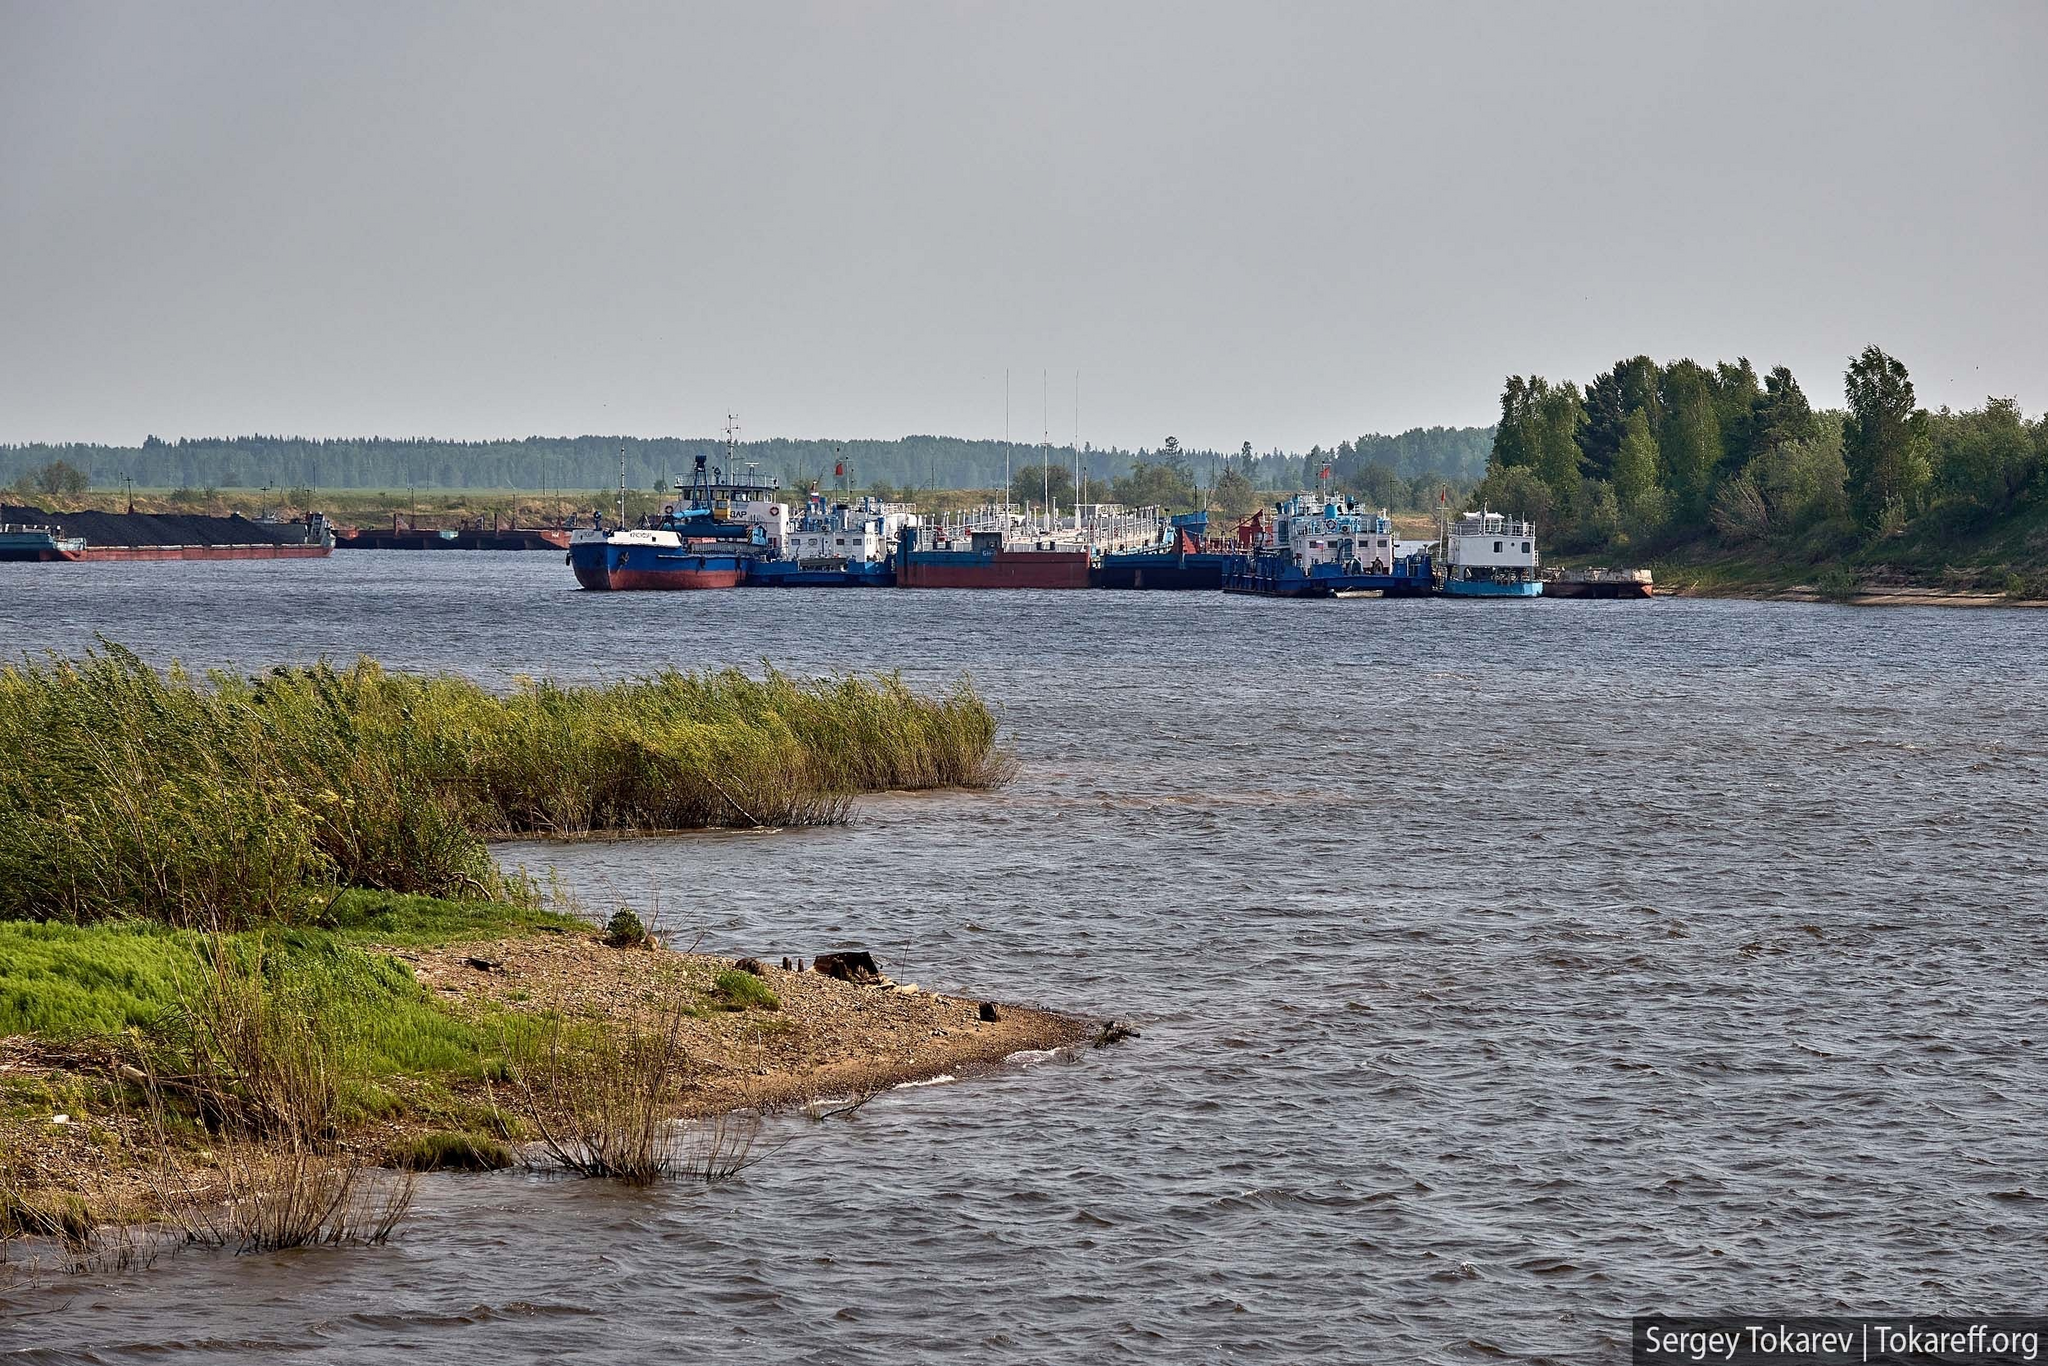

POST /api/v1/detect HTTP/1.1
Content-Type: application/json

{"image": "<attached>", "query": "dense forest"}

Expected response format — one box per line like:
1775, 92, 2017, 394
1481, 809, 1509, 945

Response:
0, 425, 1491, 504
1471, 348, 2048, 592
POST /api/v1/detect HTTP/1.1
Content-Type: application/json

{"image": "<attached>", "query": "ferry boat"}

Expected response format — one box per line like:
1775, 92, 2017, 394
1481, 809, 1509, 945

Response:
747, 493, 917, 588
1219, 494, 1434, 598
1440, 510, 1542, 598
568, 450, 789, 591
0, 522, 87, 562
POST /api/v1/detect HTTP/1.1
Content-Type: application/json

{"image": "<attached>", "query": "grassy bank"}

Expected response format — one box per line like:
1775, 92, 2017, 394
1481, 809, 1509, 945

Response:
0, 650, 1043, 1259
0, 647, 1009, 929
0, 893, 1086, 1258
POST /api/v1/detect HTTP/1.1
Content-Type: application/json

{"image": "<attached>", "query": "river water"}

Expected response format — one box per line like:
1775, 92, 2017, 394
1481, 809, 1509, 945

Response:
2, 553, 2043, 1364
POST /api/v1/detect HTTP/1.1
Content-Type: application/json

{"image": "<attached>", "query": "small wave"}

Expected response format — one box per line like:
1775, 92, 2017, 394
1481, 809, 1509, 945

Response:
893, 1073, 957, 1089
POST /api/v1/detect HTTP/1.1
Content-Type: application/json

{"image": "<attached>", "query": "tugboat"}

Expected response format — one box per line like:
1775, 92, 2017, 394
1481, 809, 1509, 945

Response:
1439, 510, 1542, 598
567, 428, 790, 591
746, 492, 917, 587
1219, 493, 1433, 598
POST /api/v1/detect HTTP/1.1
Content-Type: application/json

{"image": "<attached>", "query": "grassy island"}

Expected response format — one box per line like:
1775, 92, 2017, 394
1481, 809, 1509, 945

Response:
0, 649, 1078, 1265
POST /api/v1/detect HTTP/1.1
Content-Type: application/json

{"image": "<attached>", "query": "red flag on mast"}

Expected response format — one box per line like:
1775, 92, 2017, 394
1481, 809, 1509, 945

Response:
834, 461, 845, 477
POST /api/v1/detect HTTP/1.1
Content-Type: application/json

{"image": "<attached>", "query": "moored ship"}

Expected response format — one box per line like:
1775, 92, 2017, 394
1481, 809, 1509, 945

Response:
1219, 494, 1434, 598
568, 449, 788, 591
892, 526, 1093, 589
746, 493, 917, 587
0, 505, 332, 561
0, 522, 87, 562
1543, 566, 1653, 599
1440, 510, 1541, 598
1096, 512, 1234, 590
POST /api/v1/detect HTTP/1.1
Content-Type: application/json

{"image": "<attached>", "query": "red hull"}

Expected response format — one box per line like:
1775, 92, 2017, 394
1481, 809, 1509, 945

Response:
896, 551, 1092, 589
76, 543, 331, 562
594, 566, 746, 591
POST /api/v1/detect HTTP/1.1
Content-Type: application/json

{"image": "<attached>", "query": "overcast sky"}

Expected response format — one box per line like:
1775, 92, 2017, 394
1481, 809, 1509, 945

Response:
2, 0, 2042, 450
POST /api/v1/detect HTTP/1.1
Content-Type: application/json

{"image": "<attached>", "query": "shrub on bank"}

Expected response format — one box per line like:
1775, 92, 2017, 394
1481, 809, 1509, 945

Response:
0, 645, 1009, 929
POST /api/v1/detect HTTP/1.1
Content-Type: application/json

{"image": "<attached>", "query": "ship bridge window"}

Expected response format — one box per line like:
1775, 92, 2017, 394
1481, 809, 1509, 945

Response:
1521, 541, 1530, 552
1493, 541, 1502, 552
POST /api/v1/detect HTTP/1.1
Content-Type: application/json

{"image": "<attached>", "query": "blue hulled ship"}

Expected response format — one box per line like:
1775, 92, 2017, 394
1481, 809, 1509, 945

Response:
1219, 494, 1434, 598
1439, 510, 1542, 598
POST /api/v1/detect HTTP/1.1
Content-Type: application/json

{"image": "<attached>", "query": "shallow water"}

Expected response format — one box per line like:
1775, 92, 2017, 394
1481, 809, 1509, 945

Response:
2, 552, 2044, 1364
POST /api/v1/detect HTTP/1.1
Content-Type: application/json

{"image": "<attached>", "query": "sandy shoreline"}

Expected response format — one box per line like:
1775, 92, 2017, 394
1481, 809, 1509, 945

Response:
1659, 583, 2045, 608
388, 933, 1092, 1117
0, 933, 1092, 1222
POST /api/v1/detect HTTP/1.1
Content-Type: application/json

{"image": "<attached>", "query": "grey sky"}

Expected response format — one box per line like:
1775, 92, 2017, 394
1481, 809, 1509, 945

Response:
2, 0, 2042, 451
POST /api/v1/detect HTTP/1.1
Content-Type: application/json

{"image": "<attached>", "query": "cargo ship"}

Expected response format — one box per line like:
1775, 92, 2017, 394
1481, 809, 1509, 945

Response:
0, 505, 332, 561
1219, 494, 1434, 598
1096, 512, 1234, 590
1543, 566, 1653, 599
567, 451, 788, 591
1440, 510, 1541, 598
0, 522, 87, 562
891, 526, 1093, 589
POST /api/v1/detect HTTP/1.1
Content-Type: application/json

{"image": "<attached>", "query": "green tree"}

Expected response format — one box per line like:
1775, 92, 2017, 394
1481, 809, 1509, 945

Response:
34, 460, 88, 497
1656, 360, 1723, 524
1748, 415, 1848, 533
1749, 365, 1818, 459
1843, 345, 1932, 528
1212, 461, 1256, 520
1931, 397, 2035, 513
1343, 460, 1400, 509
1611, 408, 1665, 533
1491, 375, 1586, 504
1709, 358, 1762, 476
1469, 466, 1555, 532
1111, 459, 1196, 512
1010, 462, 1074, 509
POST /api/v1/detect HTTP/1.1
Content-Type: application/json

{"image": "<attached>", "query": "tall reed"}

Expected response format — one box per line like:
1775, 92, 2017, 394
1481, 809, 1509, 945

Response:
497, 990, 772, 1185
0, 645, 1010, 929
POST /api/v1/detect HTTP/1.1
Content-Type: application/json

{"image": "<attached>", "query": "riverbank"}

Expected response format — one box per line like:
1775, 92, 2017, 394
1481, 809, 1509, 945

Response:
0, 649, 1056, 1253
1655, 573, 2048, 608
0, 905, 1087, 1237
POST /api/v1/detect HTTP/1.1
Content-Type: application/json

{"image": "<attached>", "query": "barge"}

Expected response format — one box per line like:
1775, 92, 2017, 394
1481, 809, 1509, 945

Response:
1096, 513, 1233, 590
1544, 566, 1654, 599
338, 515, 571, 551
893, 526, 1093, 589
0, 506, 333, 561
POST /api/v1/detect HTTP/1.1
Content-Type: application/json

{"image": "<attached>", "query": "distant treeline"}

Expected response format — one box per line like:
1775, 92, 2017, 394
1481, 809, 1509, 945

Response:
1, 426, 1493, 498
1472, 348, 2048, 584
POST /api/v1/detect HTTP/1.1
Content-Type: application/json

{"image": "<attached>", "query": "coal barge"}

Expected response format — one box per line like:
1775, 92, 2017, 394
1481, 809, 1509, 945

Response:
0, 505, 333, 561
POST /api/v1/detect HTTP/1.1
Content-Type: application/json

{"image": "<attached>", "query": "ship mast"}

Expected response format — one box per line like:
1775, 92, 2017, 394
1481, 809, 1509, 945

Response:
616, 442, 626, 526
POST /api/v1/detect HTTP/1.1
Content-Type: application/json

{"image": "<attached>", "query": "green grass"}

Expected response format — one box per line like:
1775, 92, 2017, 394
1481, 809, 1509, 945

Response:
0, 646, 1009, 929
313, 889, 584, 946
388, 1129, 516, 1172
0, 898, 550, 1075
711, 968, 781, 1012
